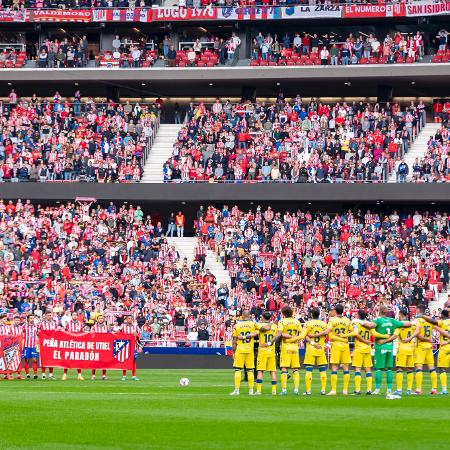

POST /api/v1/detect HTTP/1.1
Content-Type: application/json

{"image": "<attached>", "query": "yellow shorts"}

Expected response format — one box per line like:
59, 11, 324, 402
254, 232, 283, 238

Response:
280, 349, 300, 369
330, 345, 351, 365
304, 348, 327, 366
233, 352, 254, 369
414, 347, 434, 366
396, 351, 415, 368
352, 350, 372, 368
437, 345, 450, 368
256, 353, 276, 372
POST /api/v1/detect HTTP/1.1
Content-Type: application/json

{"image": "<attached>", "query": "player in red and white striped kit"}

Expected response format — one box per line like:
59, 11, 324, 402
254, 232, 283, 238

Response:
38, 311, 59, 380
22, 314, 40, 379
120, 315, 141, 381
62, 312, 84, 381
91, 315, 109, 381
0, 315, 11, 379
8, 316, 24, 379
0, 314, 9, 335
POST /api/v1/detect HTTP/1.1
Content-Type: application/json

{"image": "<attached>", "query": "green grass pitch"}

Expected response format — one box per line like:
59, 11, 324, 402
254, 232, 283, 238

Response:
0, 369, 448, 450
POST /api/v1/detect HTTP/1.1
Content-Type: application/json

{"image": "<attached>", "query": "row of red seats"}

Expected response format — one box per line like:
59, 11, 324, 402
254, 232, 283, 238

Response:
431, 49, 450, 63
0, 51, 26, 68
98, 49, 157, 67
250, 54, 416, 66
176, 49, 219, 67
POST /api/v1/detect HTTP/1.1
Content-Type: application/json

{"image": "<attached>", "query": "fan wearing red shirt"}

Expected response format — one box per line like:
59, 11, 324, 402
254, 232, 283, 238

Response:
428, 268, 440, 300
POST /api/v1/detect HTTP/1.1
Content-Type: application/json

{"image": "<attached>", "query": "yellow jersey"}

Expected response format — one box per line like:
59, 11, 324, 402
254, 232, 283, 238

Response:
414, 317, 433, 350
328, 316, 353, 347
233, 320, 257, 354
304, 319, 328, 349
437, 319, 450, 345
278, 317, 302, 351
395, 325, 416, 354
354, 322, 373, 353
256, 323, 278, 356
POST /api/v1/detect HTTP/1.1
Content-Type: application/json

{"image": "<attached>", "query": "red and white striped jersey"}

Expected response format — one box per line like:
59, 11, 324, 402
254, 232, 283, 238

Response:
120, 323, 141, 337
91, 323, 109, 333
194, 242, 206, 257
9, 324, 23, 337
22, 323, 39, 348
39, 320, 58, 331
65, 320, 83, 333
0, 323, 10, 335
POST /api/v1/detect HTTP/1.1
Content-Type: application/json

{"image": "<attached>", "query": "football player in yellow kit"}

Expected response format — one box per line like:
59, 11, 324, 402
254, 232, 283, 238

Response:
230, 310, 258, 396
255, 312, 278, 395
413, 304, 438, 395
278, 306, 303, 395
422, 309, 450, 395
352, 309, 389, 395
393, 308, 419, 396
327, 304, 356, 396
301, 307, 330, 395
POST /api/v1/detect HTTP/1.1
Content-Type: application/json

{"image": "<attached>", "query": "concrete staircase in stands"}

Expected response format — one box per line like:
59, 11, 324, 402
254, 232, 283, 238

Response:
141, 124, 182, 183
387, 122, 442, 182
430, 288, 449, 313
167, 237, 231, 288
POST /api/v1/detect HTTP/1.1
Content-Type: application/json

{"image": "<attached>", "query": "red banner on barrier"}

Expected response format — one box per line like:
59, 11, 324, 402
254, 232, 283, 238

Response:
92, 8, 151, 22
0, 10, 27, 22
406, 0, 450, 16
343, 4, 404, 18
32, 9, 92, 22
0, 335, 22, 374
39, 331, 135, 370
152, 6, 218, 21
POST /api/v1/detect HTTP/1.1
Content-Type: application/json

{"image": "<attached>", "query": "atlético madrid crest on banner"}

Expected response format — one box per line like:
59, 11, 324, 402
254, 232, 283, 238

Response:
113, 340, 130, 363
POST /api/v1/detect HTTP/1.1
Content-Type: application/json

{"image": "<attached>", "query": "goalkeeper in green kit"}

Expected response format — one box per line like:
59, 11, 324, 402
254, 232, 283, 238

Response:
357, 304, 412, 395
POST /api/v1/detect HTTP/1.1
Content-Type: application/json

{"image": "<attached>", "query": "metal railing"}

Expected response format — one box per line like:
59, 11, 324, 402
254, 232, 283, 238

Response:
0, 43, 26, 52
178, 41, 215, 51
143, 112, 161, 166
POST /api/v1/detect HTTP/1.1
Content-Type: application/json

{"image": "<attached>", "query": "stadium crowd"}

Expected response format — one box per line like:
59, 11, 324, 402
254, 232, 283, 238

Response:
251, 30, 428, 66
409, 124, 450, 182
163, 98, 427, 183
0, 200, 448, 354
198, 205, 449, 310
0, 91, 159, 183
36, 36, 91, 68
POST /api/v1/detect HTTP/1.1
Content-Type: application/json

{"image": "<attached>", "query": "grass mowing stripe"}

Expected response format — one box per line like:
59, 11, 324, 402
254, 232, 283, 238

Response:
0, 369, 448, 450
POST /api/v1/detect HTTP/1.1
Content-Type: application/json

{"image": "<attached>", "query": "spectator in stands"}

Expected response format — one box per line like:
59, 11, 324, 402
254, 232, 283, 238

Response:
397, 158, 409, 183
185, 48, 195, 66
112, 35, 122, 53
167, 45, 176, 67
131, 46, 141, 67
320, 46, 329, 65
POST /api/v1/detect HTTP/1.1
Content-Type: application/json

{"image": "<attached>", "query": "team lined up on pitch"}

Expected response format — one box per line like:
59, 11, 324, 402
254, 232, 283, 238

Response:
230, 304, 450, 397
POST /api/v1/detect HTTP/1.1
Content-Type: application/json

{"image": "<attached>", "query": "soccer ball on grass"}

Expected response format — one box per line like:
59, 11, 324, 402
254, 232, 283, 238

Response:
179, 377, 190, 386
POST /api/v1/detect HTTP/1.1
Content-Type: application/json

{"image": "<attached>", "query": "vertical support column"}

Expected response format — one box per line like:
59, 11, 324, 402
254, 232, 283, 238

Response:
100, 30, 114, 52
377, 84, 393, 104
242, 86, 256, 102
106, 86, 120, 102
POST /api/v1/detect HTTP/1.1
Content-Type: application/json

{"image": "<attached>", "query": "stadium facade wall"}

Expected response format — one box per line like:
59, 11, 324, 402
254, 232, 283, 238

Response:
137, 354, 232, 370
0, 183, 449, 203
1, 64, 449, 83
